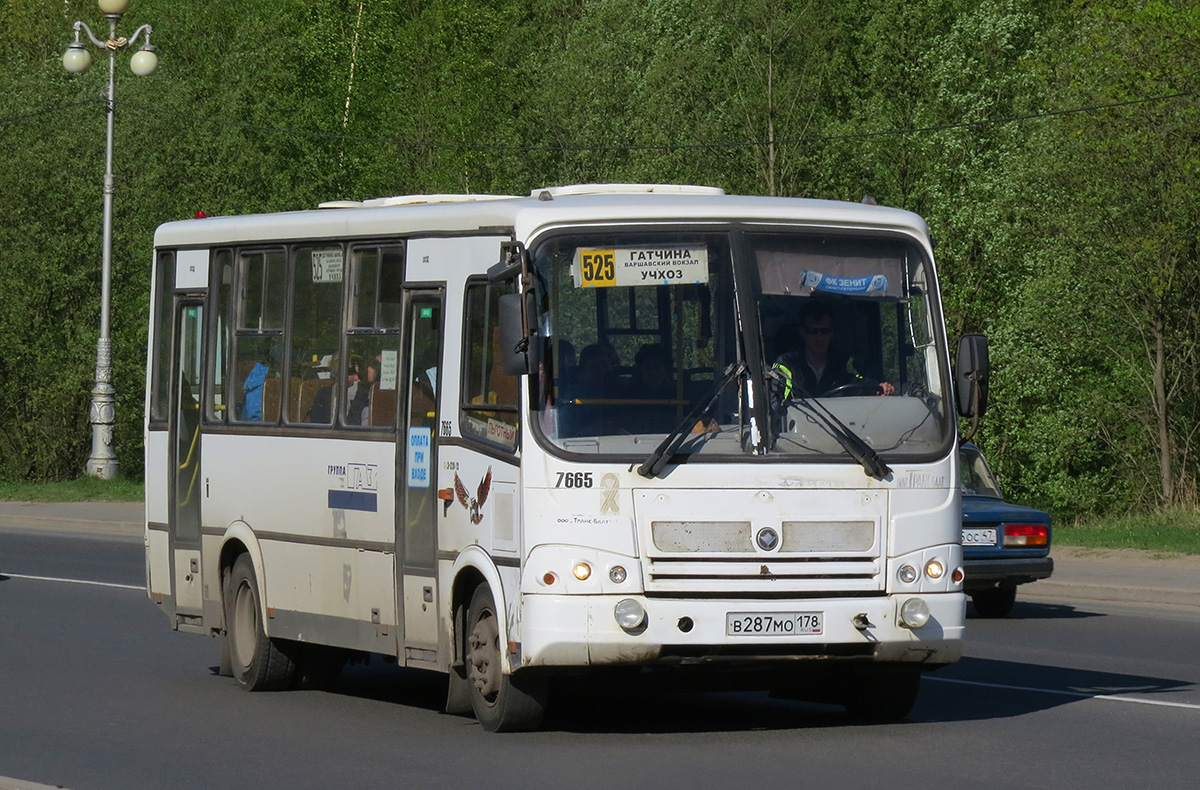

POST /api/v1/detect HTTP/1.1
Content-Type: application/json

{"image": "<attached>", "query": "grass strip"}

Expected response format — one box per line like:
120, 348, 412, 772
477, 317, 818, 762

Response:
0, 477, 144, 503
1057, 508, 1200, 555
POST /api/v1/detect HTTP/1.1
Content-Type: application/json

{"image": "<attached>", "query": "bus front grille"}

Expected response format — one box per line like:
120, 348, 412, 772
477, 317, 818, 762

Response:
643, 555, 882, 595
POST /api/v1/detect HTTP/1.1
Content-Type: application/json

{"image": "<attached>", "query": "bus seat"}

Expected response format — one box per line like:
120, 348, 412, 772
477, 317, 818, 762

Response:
369, 383, 397, 427
299, 378, 334, 423
261, 378, 282, 422
488, 363, 519, 406
286, 377, 303, 421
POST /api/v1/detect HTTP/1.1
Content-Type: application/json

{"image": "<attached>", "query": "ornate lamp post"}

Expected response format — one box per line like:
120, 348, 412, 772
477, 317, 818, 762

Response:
63, 0, 159, 479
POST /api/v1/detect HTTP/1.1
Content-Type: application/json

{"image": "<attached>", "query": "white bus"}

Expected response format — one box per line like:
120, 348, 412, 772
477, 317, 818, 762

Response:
145, 184, 988, 731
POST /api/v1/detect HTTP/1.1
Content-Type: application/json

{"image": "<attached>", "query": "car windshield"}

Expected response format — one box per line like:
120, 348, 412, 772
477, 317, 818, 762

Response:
531, 228, 951, 462
960, 445, 1003, 497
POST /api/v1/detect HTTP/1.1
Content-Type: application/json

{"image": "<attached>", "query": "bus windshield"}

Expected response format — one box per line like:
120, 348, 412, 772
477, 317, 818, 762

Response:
532, 228, 951, 463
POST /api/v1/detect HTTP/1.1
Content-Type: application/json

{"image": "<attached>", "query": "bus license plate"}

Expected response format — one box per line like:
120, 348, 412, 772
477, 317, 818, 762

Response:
962, 527, 998, 546
726, 612, 823, 636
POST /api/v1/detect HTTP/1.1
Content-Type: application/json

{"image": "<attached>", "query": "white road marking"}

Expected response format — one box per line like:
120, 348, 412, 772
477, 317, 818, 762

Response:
0, 571, 142, 591
930, 676, 1200, 710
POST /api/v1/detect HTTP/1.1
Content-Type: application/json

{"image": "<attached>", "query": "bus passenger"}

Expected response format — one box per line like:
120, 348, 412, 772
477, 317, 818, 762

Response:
561, 343, 621, 436
242, 360, 268, 421
621, 343, 678, 433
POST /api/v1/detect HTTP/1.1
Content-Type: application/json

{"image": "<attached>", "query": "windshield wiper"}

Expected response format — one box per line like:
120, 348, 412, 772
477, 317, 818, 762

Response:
637, 363, 745, 478
770, 370, 892, 480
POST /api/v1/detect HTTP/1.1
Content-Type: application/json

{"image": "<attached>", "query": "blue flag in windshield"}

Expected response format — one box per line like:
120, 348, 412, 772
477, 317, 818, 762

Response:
801, 270, 888, 295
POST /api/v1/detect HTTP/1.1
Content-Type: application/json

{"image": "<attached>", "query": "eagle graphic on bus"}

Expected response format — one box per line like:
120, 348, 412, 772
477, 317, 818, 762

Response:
454, 466, 492, 525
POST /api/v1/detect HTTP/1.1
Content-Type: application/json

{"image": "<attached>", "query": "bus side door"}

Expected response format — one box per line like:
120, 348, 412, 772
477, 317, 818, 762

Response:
169, 297, 205, 620
397, 290, 444, 659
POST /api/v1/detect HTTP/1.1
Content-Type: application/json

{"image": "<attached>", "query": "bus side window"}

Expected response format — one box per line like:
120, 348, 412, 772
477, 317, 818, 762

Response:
149, 250, 176, 423
287, 246, 344, 424
341, 244, 403, 428
460, 280, 519, 450
206, 250, 234, 423
232, 249, 285, 423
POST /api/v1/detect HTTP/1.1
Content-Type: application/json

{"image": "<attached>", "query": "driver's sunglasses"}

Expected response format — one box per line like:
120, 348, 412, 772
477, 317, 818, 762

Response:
802, 325, 833, 336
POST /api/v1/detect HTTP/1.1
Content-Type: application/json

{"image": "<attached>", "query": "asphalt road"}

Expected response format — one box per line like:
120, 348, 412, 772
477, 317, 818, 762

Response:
2, 527, 1199, 790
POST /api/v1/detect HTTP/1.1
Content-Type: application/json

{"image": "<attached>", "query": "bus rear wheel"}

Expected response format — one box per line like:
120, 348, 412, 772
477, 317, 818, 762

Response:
225, 554, 299, 691
465, 583, 546, 732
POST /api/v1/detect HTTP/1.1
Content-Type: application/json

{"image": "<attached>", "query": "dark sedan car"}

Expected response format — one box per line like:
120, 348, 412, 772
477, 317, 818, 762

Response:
960, 443, 1053, 617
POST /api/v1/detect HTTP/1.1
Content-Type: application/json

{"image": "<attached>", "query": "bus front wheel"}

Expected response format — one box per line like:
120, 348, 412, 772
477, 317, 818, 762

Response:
843, 668, 921, 721
465, 583, 546, 732
225, 553, 299, 691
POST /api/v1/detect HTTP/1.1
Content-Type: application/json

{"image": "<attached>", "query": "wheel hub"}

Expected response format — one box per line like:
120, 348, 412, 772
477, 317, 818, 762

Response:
467, 611, 501, 703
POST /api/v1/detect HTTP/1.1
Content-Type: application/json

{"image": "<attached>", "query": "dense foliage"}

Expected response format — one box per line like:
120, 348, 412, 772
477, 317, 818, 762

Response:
1, 0, 1197, 521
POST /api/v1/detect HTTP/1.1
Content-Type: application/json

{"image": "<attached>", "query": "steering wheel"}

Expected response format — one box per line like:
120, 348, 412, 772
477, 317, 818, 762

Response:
820, 379, 881, 397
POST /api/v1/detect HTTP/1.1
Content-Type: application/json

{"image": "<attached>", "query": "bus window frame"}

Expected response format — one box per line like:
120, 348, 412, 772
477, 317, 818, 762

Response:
338, 242, 407, 432
149, 249, 177, 425
230, 246, 287, 426
523, 222, 957, 468
205, 248, 235, 424
282, 242, 347, 427
458, 275, 520, 456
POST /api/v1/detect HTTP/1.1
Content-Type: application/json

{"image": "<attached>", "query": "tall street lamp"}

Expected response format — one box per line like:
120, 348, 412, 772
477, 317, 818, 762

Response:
63, 0, 159, 479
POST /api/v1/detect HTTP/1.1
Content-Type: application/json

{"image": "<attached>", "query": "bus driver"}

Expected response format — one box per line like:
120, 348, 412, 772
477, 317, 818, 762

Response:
773, 303, 895, 398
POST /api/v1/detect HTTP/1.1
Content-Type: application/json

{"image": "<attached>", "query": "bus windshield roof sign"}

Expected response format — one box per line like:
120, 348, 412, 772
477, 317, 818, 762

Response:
800, 270, 888, 295
572, 246, 708, 288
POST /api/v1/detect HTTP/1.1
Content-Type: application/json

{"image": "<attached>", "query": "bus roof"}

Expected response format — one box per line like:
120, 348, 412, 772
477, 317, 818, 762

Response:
153, 184, 931, 248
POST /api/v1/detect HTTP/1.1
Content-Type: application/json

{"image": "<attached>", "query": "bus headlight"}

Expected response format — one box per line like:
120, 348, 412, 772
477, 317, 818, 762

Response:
614, 598, 646, 631
899, 597, 931, 629
898, 564, 918, 584
573, 562, 592, 581
924, 559, 945, 580
609, 565, 627, 584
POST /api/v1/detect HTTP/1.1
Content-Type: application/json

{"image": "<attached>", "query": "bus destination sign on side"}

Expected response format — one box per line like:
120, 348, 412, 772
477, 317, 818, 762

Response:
311, 249, 344, 283
573, 246, 708, 288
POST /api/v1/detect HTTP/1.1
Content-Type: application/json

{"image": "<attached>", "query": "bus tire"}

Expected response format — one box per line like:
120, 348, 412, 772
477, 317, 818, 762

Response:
226, 553, 298, 691
843, 668, 921, 722
466, 583, 546, 732
971, 585, 1017, 618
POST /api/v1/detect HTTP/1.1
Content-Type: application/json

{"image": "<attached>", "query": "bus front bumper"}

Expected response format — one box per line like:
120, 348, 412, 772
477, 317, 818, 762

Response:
516, 592, 964, 670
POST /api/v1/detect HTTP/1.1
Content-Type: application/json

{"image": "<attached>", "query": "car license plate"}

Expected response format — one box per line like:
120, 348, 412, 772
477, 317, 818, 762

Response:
962, 527, 998, 546
726, 612, 823, 636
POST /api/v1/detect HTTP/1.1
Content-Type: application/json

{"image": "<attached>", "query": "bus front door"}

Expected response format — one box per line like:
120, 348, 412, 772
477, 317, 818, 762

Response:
398, 291, 444, 660
169, 299, 205, 620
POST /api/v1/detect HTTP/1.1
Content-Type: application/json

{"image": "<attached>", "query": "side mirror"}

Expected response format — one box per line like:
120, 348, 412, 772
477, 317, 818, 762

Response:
499, 292, 540, 375
956, 334, 989, 418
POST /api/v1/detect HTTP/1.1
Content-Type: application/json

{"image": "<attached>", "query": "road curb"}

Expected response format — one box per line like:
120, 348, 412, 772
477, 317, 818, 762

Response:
1022, 581, 1200, 610
0, 502, 143, 538
0, 513, 142, 538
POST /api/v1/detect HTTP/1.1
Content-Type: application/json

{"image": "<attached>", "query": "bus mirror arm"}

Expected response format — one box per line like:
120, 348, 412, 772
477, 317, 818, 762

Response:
488, 241, 525, 283
494, 241, 540, 376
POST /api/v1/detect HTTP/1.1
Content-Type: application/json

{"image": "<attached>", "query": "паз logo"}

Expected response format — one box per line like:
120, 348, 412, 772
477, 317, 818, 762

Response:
454, 466, 492, 525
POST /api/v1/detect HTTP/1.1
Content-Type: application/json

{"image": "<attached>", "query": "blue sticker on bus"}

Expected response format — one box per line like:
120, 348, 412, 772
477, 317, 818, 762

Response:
800, 270, 887, 295
328, 490, 378, 512
408, 426, 433, 488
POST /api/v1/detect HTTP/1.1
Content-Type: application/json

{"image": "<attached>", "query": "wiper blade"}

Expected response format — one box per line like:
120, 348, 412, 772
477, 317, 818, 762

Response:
772, 371, 892, 480
637, 363, 745, 479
